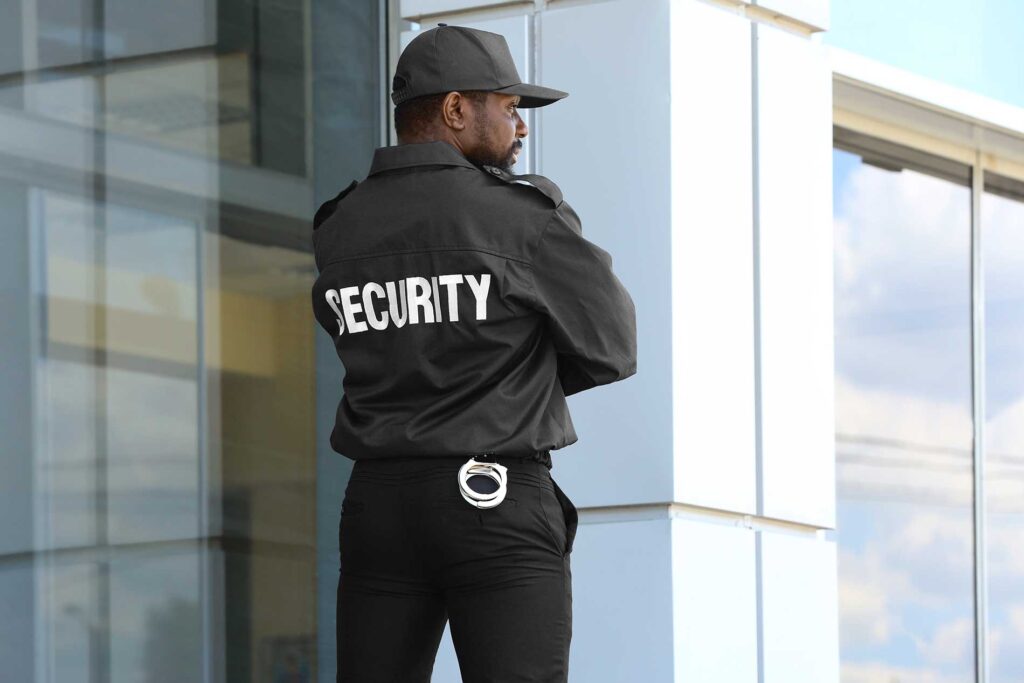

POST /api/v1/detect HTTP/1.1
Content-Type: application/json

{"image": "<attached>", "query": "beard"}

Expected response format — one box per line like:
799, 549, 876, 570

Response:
465, 111, 522, 172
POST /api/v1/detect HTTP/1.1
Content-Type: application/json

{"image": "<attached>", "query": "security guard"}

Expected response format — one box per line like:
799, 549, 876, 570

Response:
312, 24, 637, 683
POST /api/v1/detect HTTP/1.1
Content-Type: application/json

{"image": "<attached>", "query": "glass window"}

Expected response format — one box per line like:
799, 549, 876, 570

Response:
982, 171, 1024, 683
0, 1, 382, 681
833, 134, 976, 681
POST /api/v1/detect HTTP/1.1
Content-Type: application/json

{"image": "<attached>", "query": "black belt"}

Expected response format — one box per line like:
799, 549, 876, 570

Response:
474, 450, 552, 470
354, 450, 552, 470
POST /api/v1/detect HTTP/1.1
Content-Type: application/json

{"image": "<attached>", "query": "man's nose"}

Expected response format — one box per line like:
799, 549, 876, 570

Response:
516, 112, 528, 137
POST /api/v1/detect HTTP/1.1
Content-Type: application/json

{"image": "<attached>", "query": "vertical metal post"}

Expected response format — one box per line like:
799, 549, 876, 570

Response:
970, 146, 989, 683
750, 19, 766, 683
197, 204, 211, 683
529, 0, 548, 176
90, 0, 112, 679
382, 0, 393, 146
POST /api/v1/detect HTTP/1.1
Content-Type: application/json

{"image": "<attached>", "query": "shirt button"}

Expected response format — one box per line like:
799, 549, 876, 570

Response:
489, 167, 502, 176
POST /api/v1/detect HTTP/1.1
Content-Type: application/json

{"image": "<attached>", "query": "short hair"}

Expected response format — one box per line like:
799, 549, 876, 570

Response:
394, 90, 489, 141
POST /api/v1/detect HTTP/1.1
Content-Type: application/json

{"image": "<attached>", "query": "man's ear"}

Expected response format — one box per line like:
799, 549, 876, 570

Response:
442, 91, 468, 132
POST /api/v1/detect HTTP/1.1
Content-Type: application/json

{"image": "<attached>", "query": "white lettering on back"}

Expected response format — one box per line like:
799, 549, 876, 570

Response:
406, 277, 434, 325
464, 274, 491, 320
324, 272, 490, 336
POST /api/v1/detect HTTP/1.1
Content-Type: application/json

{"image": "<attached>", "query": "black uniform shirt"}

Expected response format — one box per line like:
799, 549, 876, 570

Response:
311, 140, 637, 466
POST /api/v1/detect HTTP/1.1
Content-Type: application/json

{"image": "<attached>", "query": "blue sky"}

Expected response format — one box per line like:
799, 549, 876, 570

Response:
825, 0, 1024, 108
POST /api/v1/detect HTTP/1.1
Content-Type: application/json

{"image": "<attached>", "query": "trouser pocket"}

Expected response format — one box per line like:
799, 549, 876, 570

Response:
550, 478, 578, 556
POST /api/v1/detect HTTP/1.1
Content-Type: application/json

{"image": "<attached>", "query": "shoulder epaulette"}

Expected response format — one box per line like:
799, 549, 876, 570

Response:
480, 165, 563, 208
313, 179, 359, 230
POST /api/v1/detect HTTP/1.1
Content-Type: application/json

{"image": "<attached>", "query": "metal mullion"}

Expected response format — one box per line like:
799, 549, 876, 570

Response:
970, 144, 989, 683
750, 20, 765, 683
197, 191, 212, 683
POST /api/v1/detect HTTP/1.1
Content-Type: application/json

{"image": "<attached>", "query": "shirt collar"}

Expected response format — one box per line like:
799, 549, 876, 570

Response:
368, 140, 481, 176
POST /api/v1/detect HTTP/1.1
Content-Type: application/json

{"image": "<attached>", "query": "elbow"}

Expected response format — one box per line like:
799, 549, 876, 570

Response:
615, 349, 637, 382
598, 326, 638, 385
616, 322, 638, 380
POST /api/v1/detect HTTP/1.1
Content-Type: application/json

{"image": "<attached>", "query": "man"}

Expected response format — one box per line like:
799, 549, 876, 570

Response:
311, 24, 637, 683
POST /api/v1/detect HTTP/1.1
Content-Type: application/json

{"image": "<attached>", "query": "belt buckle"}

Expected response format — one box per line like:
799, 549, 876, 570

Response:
458, 454, 508, 509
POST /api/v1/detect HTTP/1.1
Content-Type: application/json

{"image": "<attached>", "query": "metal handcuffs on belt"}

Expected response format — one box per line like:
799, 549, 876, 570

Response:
458, 455, 508, 509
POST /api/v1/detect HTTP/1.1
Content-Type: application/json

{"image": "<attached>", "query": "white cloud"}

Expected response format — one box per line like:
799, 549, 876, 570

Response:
835, 374, 973, 509
987, 517, 1024, 578
835, 374, 972, 453
840, 660, 970, 683
835, 163, 970, 308
989, 616, 1024, 681
988, 395, 1024, 457
834, 161, 972, 408
838, 546, 906, 646
986, 396, 1024, 518
1009, 603, 1024, 638
912, 616, 973, 666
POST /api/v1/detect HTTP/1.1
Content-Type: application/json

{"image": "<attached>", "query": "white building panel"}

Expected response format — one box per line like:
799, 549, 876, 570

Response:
400, 0, 522, 21
673, 518, 758, 682
572, 517, 675, 681
670, 0, 757, 515
754, 0, 830, 31
755, 23, 835, 529
540, 0, 674, 506
761, 531, 840, 683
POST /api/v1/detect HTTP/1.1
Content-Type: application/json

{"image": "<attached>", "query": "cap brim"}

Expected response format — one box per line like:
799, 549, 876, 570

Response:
491, 82, 569, 108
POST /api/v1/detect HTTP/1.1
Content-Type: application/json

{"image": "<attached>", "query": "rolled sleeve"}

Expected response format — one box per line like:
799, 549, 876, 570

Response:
527, 201, 638, 397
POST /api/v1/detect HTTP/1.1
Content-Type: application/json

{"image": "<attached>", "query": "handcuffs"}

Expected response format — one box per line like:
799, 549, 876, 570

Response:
458, 454, 508, 509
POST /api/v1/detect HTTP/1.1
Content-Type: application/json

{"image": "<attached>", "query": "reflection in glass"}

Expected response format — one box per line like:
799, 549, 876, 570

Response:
37, 189, 202, 548
833, 145, 976, 682
0, 0, 370, 678
982, 174, 1024, 683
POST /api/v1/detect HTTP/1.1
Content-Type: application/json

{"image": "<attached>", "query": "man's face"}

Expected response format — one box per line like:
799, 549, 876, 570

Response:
464, 93, 527, 172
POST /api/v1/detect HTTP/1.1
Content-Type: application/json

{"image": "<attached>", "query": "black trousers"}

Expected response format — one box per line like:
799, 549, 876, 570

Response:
336, 454, 579, 682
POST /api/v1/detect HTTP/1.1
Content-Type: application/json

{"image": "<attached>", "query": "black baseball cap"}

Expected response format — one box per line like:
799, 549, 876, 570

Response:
391, 23, 569, 108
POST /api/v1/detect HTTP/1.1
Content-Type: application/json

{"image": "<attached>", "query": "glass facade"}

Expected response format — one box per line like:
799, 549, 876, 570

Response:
832, 138, 976, 682
981, 173, 1024, 683
0, 1, 383, 681
834, 132, 1024, 682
